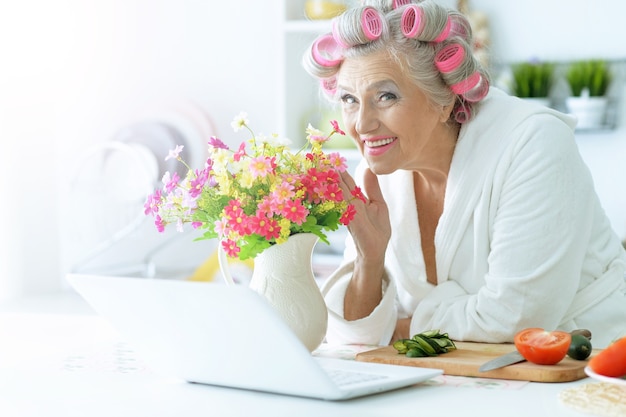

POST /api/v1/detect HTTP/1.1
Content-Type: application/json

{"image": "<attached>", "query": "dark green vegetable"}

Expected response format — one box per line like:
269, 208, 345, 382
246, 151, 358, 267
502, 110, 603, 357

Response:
393, 330, 456, 358
567, 333, 593, 360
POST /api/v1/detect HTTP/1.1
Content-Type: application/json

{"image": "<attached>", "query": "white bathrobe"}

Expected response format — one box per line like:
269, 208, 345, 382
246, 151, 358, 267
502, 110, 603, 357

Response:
322, 88, 626, 349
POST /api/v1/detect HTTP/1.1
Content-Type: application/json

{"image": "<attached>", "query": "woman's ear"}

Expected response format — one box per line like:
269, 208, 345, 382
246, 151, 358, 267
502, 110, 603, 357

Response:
440, 101, 455, 123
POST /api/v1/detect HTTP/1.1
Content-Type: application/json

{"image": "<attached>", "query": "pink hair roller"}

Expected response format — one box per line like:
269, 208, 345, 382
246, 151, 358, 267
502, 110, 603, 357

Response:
462, 74, 489, 102
434, 43, 465, 73
448, 17, 468, 40
433, 16, 452, 43
401, 5, 424, 38
361, 7, 383, 40
312, 34, 343, 68
393, 0, 412, 9
454, 102, 471, 123
450, 71, 481, 95
321, 77, 338, 95
451, 72, 489, 102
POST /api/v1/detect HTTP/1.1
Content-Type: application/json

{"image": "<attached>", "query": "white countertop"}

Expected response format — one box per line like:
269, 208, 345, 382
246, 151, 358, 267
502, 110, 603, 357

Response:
0, 292, 609, 417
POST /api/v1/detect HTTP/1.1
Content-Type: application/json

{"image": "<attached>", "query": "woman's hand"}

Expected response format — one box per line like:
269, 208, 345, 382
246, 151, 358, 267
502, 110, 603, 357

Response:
391, 318, 412, 343
341, 168, 391, 263
341, 168, 392, 320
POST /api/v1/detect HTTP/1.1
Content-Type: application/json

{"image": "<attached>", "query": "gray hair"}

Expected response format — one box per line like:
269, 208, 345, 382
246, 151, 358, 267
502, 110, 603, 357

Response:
302, 0, 490, 123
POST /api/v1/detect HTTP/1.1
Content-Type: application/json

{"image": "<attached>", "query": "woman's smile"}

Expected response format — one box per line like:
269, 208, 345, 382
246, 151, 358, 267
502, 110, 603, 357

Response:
362, 136, 397, 156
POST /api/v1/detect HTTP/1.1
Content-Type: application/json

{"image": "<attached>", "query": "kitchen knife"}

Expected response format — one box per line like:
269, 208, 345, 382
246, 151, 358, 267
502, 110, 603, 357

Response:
478, 350, 525, 372
478, 329, 592, 373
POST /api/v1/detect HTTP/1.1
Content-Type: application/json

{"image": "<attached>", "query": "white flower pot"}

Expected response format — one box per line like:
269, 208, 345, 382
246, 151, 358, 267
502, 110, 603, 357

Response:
219, 233, 328, 352
565, 96, 608, 130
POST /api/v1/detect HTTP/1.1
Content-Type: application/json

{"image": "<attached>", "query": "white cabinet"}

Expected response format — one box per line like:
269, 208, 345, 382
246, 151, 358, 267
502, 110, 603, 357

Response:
279, 1, 336, 146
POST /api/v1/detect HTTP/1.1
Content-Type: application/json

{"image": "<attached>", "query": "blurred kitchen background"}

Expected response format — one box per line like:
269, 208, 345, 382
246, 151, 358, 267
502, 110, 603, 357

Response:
1, 0, 625, 301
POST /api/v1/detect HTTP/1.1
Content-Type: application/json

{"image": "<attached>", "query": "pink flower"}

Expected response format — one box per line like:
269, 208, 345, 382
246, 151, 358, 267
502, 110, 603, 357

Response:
208, 136, 228, 150
322, 168, 340, 184
271, 182, 295, 202
154, 215, 165, 232
257, 197, 274, 217
326, 152, 348, 172
214, 219, 228, 237
233, 142, 246, 162
269, 197, 287, 216
340, 204, 356, 225
323, 182, 344, 203
162, 172, 180, 193
309, 135, 329, 144
250, 215, 280, 240
303, 167, 321, 185
224, 203, 249, 236
330, 120, 345, 136
249, 156, 275, 179
144, 190, 162, 215
221, 239, 240, 258
351, 186, 367, 204
189, 168, 209, 198
281, 199, 309, 225
301, 168, 324, 202
225, 199, 243, 213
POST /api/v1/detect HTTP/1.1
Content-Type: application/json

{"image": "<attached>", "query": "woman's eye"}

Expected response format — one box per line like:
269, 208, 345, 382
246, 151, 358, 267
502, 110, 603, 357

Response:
380, 92, 397, 102
340, 94, 356, 105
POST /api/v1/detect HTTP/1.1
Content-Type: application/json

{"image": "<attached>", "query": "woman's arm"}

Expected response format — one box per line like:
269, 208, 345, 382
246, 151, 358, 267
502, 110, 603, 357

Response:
320, 165, 398, 346
340, 168, 392, 320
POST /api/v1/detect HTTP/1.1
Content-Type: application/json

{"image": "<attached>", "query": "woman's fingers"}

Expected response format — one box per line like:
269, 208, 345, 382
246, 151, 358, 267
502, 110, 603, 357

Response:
362, 168, 383, 204
340, 170, 358, 197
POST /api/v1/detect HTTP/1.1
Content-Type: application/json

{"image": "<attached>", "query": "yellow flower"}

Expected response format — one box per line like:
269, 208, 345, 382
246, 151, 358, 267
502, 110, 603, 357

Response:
238, 169, 255, 189
277, 218, 292, 243
212, 149, 230, 173
215, 171, 231, 196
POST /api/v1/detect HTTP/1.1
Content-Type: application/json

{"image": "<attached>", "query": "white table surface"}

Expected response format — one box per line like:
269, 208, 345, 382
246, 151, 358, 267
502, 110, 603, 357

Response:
0, 292, 601, 417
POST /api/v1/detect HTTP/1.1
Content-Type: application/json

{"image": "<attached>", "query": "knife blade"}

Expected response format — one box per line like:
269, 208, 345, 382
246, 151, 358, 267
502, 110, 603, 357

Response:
477, 329, 592, 373
478, 350, 525, 372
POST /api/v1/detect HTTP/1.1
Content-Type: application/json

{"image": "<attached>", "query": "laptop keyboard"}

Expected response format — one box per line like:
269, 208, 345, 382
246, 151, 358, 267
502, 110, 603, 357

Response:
324, 368, 389, 387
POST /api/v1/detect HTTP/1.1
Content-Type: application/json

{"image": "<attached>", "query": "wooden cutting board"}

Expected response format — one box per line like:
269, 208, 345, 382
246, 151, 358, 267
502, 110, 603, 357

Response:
356, 342, 595, 382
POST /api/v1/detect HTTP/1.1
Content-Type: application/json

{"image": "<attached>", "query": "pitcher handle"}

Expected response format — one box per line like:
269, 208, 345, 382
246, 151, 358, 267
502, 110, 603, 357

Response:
217, 241, 236, 286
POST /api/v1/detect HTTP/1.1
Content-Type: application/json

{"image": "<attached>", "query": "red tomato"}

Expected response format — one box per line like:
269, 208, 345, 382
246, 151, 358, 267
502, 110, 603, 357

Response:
514, 328, 572, 365
588, 336, 626, 378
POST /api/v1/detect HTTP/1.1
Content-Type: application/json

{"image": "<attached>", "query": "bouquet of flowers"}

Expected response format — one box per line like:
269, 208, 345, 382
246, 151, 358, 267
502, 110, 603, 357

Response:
144, 112, 364, 261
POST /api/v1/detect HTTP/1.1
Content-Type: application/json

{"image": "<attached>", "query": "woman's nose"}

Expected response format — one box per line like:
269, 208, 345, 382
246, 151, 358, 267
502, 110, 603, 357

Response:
355, 104, 379, 135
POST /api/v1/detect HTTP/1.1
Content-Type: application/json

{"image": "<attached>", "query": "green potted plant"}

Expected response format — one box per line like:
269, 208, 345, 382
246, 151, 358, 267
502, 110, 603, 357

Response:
565, 59, 612, 129
510, 60, 555, 106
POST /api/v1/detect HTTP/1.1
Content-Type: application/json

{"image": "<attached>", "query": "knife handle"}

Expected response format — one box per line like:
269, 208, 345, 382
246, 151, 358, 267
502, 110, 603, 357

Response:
570, 329, 592, 340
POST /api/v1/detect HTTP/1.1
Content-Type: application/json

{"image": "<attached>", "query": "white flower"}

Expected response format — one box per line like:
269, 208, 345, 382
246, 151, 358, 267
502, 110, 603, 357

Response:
257, 133, 292, 147
165, 145, 184, 161
305, 123, 324, 137
230, 111, 249, 132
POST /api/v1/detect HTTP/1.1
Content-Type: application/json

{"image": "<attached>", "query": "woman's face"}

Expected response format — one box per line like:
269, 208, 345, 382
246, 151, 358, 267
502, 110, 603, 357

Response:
336, 50, 454, 175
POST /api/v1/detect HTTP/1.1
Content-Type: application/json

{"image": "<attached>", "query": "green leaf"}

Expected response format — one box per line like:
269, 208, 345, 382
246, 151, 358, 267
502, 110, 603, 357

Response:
238, 237, 271, 261
511, 61, 554, 98
195, 230, 218, 241
566, 60, 611, 97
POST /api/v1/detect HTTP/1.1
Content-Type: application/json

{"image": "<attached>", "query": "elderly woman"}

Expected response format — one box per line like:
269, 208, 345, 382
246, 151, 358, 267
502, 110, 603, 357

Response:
303, 0, 626, 348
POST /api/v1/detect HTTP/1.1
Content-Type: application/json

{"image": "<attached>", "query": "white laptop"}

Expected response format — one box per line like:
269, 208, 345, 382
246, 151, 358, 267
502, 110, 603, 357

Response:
66, 274, 442, 400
